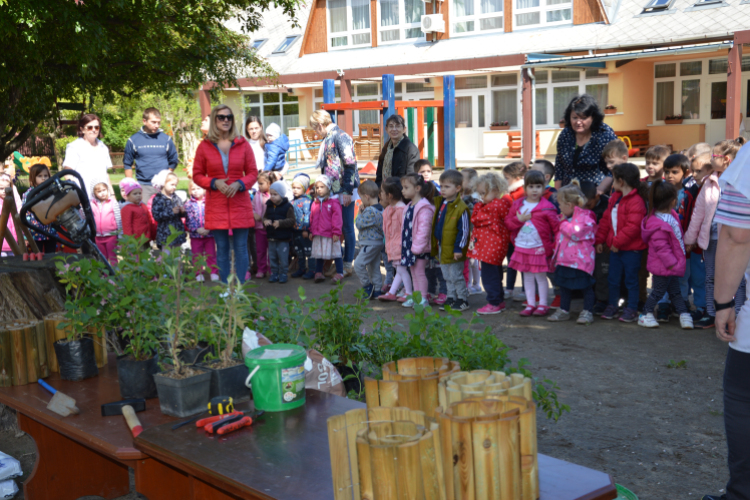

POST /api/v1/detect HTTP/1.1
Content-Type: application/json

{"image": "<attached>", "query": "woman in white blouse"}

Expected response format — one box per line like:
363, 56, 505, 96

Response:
243, 115, 266, 173
62, 114, 114, 199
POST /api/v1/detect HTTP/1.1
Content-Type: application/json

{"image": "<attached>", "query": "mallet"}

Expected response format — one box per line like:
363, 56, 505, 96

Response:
100, 399, 147, 438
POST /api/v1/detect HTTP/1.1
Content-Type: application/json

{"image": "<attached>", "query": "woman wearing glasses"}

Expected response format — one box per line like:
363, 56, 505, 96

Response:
554, 94, 617, 195
375, 114, 419, 187
62, 113, 115, 199
193, 105, 258, 284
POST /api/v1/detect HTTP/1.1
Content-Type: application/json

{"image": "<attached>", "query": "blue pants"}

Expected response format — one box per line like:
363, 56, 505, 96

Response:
341, 200, 356, 264
688, 253, 707, 309
608, 250, 641, 310
212, 228, 249, 284
481, 263, 505, 306
268, 240, 290, 280
506, 243, 518, 291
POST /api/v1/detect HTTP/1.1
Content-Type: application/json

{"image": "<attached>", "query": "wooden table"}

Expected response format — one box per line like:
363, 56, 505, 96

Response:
0, 356, 617, 500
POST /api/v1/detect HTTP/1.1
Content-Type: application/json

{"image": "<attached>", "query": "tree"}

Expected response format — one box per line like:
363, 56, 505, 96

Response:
0, 0, 299, 161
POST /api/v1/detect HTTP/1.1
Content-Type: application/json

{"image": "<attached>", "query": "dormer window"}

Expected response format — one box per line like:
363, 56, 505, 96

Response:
642, 0, 674, 13
251, 39, 267, 50
693, 0, 722, 5
273, 35, 300, 53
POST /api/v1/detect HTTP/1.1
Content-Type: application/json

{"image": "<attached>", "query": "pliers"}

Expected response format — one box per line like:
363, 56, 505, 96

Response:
196, 410, 264, 435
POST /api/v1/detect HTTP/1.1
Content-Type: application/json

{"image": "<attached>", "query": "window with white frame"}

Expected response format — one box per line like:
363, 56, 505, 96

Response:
491, 74, 519, 127
272, 36, 300, 53
243, 92, 300, 136
653, 61, 702, 121
251, 39, 267, 50
533, 68, 608, 126
378, 0, 424, 43
515, 0, 572, 28
451, 0, 504, 35
327, 0, 371, 49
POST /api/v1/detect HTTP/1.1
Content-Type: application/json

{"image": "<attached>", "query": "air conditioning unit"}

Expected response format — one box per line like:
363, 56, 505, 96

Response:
421, 14, 445, 33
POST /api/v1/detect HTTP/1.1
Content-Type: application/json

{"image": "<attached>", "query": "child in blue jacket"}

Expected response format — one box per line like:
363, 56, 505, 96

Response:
264, 123, 290, 173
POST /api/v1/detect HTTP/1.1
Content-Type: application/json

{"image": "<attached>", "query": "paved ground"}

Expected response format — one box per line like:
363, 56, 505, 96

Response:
0, 271, 730, 499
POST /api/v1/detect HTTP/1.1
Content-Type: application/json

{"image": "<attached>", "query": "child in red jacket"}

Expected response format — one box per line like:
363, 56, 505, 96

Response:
120, 178, 154, 245
595, 163, 647, 323
505, 170, 560, 317
470, 172, 512, 315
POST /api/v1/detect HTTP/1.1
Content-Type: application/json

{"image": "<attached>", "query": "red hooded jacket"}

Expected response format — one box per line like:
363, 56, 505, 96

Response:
193, 137, 258, 230
595, 189, 647, 251
505, 197, 560, 258
468, 197, 512, 265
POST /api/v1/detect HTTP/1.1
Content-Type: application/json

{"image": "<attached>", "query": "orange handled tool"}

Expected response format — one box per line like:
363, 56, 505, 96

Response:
196, 411, 243, 428
122, 405, 143, 437
216, 416, 254, 436
204, 414, 244, 434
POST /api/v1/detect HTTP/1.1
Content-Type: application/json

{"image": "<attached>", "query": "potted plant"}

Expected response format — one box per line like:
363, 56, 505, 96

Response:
559, 118, 566, 128
153, 231, 212, 417
604, 105, 617, 115
664, 114, 683, 124
54, 256, 106, 381
200, 270, 252, 402
100, 235, 163, 399
490, 121, 510, 130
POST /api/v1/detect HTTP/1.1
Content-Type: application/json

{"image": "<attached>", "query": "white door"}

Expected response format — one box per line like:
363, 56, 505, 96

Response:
705, 77, 728, 145
455, 91, 487, 160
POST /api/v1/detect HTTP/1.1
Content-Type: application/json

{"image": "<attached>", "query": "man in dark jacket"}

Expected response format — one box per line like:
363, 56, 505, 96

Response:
123, 107, 179, 202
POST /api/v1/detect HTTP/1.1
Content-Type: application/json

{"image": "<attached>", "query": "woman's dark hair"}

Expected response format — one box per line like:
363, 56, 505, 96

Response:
28, 163, 51, 187
563, 94, 605, 132
77, 113, 102, 139
385, 114, 407, 131
244, 115, 267, 148
401, 173, 434, 203
648, 179, 677, 216
382, 177, 404, 201
502, 161, 527, 180
613, 163, 648, 200
524, 169, 546, 187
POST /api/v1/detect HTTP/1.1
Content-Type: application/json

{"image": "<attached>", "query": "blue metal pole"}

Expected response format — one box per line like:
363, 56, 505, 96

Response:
382, 74, 395, 124
323, 79, 336, 125
443, 75, 456, 171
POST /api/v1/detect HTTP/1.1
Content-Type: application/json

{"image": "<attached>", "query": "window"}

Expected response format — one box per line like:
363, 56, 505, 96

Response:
642, 0, 674, 12
455, 76, 488, 89
251, 39, 267, 50
451, 0, 504, 35
272, 36, 300, 53
653, 60, 702, 120
243, 93, 299, 136
456, 96, 473, 127
328, 0, 371, 49
514, 0, 572, 28
491, 74, 518, 126
378, 0, 424, 43
533, 68, 608, 126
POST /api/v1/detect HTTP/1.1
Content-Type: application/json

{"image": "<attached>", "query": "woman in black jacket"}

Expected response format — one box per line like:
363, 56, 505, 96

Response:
375, 114, 420, 186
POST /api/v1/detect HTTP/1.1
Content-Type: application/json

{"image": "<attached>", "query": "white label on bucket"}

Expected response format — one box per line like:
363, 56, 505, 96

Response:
259, 349, 294, 360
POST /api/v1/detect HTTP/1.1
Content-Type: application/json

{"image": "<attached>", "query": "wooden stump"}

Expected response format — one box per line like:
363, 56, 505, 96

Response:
0, 320, 47, 386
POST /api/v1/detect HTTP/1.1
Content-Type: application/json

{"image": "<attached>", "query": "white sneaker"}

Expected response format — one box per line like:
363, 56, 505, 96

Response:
415, 298, 430, 309
196, 274, 205, 282
512, 290, 526, 302
468, 285, 483, 295
504, 289, 514, 300
402, 298, 415, 308
638, 313, 659, 328
679, 313, 694, 330
210, 273, 220, 282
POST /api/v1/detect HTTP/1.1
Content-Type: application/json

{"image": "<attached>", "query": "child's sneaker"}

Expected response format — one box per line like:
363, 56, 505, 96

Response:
362, 284, 374, 299
268, 274, 279, 283
291, 267, 307, 278
619, 308, 638, 323
210, 273, 220, 282
577, 310, 594, 325
414, 298, 430, 309
402, 298, 415, 308
314, 272, 325, 283
600, 304, 618, 319
468, 285, 483, 295
196, 274, 205, 282
302, 271, 316, 280
452, 299, 470, 311
434, 293, 448, 305
331, 273, 344, 285
477, 303, 505, 315
656, 305, 671, 323
519, 306, 536, 317
245, 271, 252, 281
279, 275, 288, 284
255, 271, 266, 279
378, 293, 398, 302
691, 308, 706, 322
397, 293, 409, 303
371, 290, 383, 300
440, 298, 455, 311
547, 309, 570, 322
638, 313, 659, 328
504, 289, 515, 301
550, 295, 561, 309
695, 313, 715, 329
532, 305, 550, 317
679, 313, 694, 330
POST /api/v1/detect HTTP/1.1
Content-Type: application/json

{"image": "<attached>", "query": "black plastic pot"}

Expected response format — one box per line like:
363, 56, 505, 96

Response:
198, 360, 251, 402
53, 337, 98, 381
336, 363, 364, 394
178, 343, 213, 366
116, 354, 160, 399
154, 369, 212, 417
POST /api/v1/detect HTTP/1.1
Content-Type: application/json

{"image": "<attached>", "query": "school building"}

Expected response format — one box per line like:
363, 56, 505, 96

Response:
201, 0, 750, 165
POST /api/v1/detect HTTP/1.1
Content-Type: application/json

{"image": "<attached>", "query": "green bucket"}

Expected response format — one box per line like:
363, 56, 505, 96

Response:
244, 344, 307, 412
615, 484, 638, 500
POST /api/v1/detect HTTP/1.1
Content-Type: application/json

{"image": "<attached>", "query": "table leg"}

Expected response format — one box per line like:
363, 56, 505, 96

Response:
19, 413, 130, 500
135, 458, 191, 500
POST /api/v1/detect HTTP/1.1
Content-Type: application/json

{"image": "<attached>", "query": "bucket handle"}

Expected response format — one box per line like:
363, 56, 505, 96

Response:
245, 366, 261, 389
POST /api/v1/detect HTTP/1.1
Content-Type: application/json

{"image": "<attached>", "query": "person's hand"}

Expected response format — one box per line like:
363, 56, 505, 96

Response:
224, 181, 241, 198
596, 244, 604, 254
341, 194, 352, 207
610, 245, 619, 253
172, 206, 180, 214
254, 213, 261, 222
197, 228, 210, 236
214, 179, 228, 194
333, 235, 340, 242
263, 220, 272, 227
686, 243, 695, 253
716, 307, 737, 343
273, 221, 280, 228
309, 233, 315, 241
302, 231, 308, 239
453, 252, 463, 261
517, 212, 532, 223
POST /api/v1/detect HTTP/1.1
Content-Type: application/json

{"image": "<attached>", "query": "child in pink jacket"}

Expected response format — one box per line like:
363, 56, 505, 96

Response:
252, 171, 276, 278
548, 181, 597, 325
310, 175, 344, 284
398, 174, 436, 309
379, 178, 407, 299
639, 180, 693, 330
91, 181, 122, 267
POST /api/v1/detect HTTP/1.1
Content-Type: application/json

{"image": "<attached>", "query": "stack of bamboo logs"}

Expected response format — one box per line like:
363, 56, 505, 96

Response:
438, 371, 534, 409
364, 357, 461, 415
0, 320, 49, 387
43, 313, 108, 373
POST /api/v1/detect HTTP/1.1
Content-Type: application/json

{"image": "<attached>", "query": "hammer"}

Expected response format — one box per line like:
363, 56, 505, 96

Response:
101, 399, 147, 437
38, 380, 79, 417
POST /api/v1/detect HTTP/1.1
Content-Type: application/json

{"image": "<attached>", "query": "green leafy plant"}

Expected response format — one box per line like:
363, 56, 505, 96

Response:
54, 255, 109, 342
205, 270, 253, 368
666, 359, 687, 369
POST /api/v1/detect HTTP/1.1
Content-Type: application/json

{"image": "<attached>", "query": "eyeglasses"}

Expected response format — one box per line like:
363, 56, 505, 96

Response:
216, 114, 234, 122
712, 154, 726, 159
85, 125, 100, 131
386, 124, 404, 130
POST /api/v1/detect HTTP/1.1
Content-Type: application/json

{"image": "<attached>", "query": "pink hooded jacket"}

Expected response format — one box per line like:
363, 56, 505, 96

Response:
252, 191, 270, 231
552, 206, 597, 275
641, 210, 686, 277
310, 197, 342, 239
383, 201, 406, 263
403, 197, 436, 256
92, 198, 122, 237
505, 197, 560, 258
684, 171, 720, 250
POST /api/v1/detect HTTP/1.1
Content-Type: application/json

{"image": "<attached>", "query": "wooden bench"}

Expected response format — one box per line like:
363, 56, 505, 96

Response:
506, 130, 541, 159
615, 129, 650, 156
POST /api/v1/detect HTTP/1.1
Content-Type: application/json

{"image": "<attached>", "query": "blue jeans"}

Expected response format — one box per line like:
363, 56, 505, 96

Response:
341, 199, 355, 264
481, 263, 505, 306
608, 250, 641, 310
212, 228, 249, 284
268, 240, 290, 279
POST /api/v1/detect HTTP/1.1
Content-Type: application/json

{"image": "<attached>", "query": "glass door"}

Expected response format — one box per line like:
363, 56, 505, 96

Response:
705, 79, 727, 144
455, 92, 487, 160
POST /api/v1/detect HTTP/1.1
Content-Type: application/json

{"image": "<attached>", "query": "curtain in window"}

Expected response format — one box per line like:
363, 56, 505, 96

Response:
456, 96, 473, 128
535, 88, 547, 125
478, 95, 485, 128
553, 86, 578, 124
329, 0, 348, 33
454, 0, 474, 17
381, 0, 400, 26
681, 80, 700, 119
492, 90, 517, 126
482, 0, 503, 13
654, 63, 676, 78
405, 0, 424, 24
546, 9, 570, 22
516, 12, 540, 25
352, 0, 370, 29
655, 81, 674, 120
680, 61, 702, 77
516, 0, 539, 7
585, 84, 608, 109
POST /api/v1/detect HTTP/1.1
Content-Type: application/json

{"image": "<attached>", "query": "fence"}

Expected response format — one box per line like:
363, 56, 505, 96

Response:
18, 136, 55, 157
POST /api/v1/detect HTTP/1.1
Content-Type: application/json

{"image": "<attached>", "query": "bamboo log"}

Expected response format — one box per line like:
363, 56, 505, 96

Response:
472, 417, 501, 500
4, 322, 28, 386
397, 357, 418, 377
356, 436, 374, 500
437, 409, 456, 500
346, 409, 367, 500
23, 321, 42, 383
365, 377, 380, 407
0, 328, 12, 387
420, 375, 439, 415
398, 377, 421, 412
452, 416, 475, 500
368, 406, 393, 424
328, 415, 351, 500
370, 444, 398, 500
498, 411, 522, 500
419, 431, 441, 500
91, 327, 108, 369
379, 380, 399, 407
396, 440, 423, 500
43, 313, 66, 373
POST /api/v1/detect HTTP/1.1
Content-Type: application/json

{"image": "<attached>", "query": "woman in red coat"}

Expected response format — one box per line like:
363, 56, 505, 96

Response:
193, 105, 258, 283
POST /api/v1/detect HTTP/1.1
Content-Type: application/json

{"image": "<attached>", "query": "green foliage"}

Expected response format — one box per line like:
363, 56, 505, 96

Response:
666, 359, 687, 369
205, 272, 254, 367
55, 136, 78, 162
54, 256, 110, 341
